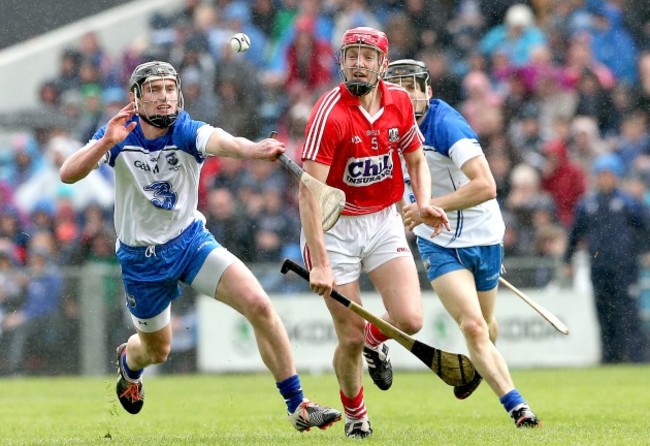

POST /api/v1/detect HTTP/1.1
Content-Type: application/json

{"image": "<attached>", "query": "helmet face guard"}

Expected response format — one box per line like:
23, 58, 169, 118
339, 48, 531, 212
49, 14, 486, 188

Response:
339, 27, 389, 97
129, 61, 184, 129
384, 59, 430, 118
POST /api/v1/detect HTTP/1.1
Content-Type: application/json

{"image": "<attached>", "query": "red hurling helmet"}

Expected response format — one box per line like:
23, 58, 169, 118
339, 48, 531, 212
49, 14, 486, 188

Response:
340, 27, 389, 56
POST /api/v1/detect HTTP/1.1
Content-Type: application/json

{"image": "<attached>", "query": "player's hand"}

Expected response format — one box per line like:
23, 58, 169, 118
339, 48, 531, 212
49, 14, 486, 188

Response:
401, 202, 423, 231
103, 103, 137, 145
419, 204, 451, 238
257, 135, 286, 161
308, 264, 335, 298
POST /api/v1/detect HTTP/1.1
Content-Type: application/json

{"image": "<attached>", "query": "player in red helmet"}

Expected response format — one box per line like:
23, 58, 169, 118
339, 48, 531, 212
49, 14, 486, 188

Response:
338, 27, 389, 97
299, 27, 450, 438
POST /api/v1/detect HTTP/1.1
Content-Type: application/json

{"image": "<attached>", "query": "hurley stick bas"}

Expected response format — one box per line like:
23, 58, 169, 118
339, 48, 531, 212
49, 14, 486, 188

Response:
270, 131, 346, 231
280, 258, 476, 387
499, 277, 570, 335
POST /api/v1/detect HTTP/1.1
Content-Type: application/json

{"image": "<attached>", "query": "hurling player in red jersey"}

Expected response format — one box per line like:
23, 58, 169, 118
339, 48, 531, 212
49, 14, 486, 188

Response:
298, 27, 450, 439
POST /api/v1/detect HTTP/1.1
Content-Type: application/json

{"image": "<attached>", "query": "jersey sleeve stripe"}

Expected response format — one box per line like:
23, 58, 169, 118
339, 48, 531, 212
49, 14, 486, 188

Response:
303, 88, 340, 160
399, 124, 423, 151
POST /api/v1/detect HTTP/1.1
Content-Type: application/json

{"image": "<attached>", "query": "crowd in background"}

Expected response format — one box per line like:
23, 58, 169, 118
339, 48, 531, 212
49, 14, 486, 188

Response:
2, 0, 650, 374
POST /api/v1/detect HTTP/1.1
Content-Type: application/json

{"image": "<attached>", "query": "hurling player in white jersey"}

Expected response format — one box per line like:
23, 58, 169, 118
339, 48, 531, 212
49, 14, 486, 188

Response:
385, 59, 540, 428
299, 28, 450, 439
59, 61, 341, 431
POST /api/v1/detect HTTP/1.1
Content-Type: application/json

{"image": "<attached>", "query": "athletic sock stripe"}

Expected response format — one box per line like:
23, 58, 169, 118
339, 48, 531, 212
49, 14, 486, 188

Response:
344, 404, 367, 419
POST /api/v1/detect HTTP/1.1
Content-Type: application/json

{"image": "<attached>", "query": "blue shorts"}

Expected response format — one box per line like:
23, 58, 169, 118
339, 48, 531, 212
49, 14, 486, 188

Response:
116, 219, 220, 319
416, 238, 503, 292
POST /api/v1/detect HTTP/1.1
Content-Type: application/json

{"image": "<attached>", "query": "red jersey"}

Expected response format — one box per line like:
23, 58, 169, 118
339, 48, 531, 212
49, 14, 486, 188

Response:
302, 80, 424, 215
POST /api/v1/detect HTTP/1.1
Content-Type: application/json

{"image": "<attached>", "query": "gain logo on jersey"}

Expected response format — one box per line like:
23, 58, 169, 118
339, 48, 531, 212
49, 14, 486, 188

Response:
133, 160, 152, 172
344, 150, 394, 186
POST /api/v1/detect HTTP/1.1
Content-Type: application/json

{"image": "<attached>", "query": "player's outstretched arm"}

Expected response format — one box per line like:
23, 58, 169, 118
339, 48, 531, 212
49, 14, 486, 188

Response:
205, 128, 285, 161
60, 103, 136, 184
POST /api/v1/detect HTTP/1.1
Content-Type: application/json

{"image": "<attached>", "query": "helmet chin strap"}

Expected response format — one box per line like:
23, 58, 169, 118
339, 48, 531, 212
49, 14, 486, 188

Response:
345, 79, 377, 97
139, 112, 178, 129
344, 66, 384, 97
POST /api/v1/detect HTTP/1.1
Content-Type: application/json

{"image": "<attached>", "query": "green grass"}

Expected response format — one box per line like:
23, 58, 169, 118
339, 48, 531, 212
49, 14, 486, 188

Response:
0, 365, 648, 445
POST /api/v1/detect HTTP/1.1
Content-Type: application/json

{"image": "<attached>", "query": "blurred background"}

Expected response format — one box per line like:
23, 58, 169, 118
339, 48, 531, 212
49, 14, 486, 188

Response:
0, 0, 649, 377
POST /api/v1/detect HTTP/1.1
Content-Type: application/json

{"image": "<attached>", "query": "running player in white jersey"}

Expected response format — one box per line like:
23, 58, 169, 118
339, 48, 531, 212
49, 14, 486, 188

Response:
299, 27, 450, 439
384, 59, 540, 428
59, 61, 341, 431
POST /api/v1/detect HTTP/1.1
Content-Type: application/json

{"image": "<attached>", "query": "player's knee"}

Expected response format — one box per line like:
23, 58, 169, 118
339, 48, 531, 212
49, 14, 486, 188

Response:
459, 317, 489, 342
394, 313, 423, 335
338, 328, 365, 354
244, 294, 275, 325
148, 344, 171, 364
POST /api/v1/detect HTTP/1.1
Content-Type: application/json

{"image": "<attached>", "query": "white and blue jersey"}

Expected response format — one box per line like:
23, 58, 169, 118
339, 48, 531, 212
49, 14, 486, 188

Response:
94, 111, 215, 247
407, 99, 505, 248
92, 111, 237, 321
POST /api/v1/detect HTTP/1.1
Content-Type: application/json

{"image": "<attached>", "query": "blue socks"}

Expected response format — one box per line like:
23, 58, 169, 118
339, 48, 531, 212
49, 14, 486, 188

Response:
121, 353, 143, 381
276, 374, 304, 413
500, 389, 525, 413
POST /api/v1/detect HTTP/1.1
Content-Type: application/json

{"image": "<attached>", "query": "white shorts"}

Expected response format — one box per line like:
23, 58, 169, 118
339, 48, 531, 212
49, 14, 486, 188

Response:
301, 205, 413, 285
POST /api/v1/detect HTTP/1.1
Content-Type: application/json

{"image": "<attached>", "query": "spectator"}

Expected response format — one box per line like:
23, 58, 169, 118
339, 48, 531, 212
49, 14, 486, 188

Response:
631, 51, 650, 123
564, 153, 650, 363
562, 32, 615, 91
0, 241, 24, 334
54, 48, 82, 94
459, 70, 504, 140
210, 157, 247, 197
78, 31, 112, 77
251, 0, 277, 37
507, 102, 546, 171
38, 80, 61, 111
573, 68, 616, 135
533, 70, 576, 140
204, 188, 255, 262
504, 163, 556, 255
403, 0, 452, 51
181, 67, 219, 124
532, 223, 567, 287
330, 0, 382, 51
252, 188, 300, 263
13, 134, 114, 214
284, 16, 334, 98
419, 47, 463, 107
540, 139, 587, 227
568, 115, 609, 173
614, 110, 650, 175
0, 207, 30, 265
384, 11, 419, 60
485, 147, 514, 207
479, 3, 547, 67
6, 133, 42, 188
1, 245, 63, 375
78, 84, 106, 142
589, 5, 638, 86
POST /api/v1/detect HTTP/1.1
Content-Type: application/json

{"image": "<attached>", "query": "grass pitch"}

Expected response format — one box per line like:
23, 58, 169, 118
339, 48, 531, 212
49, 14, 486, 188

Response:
0, 365, 648, 446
